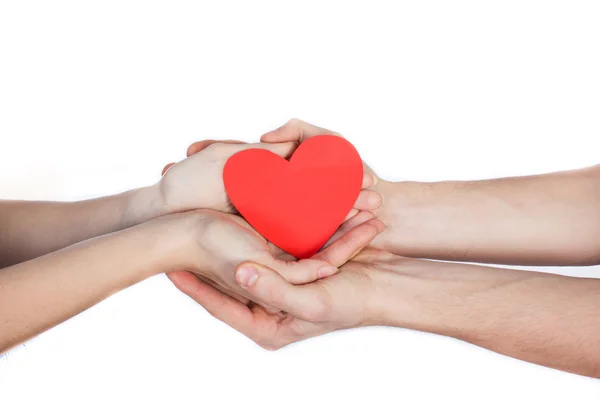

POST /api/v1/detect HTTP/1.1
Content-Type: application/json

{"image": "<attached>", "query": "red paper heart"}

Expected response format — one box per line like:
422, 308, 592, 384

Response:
223, 135, 363, 259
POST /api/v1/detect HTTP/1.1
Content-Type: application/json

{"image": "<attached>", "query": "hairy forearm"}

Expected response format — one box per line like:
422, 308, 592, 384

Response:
376, 258, 600, 377
375, 165, 600, 265
0, 218, 178, 353
0, 184, 166, 268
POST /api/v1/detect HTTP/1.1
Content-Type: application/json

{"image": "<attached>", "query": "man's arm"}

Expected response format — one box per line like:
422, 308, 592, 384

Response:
374, 164, 600, 265
378, 258, 600, 377
262, 118, 600, 266
169, 249, 600, 378
0, 185, 166, 268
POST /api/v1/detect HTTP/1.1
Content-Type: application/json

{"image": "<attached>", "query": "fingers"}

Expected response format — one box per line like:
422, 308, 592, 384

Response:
215, 141, 297, 160
166, 271, 254, 330
254, 213, 384, 285
163, 139, 247, 176
260, 118, 340, 144
195, 274, 252, 306
235, 262, 329, 322
161, 162, 176, 176
325, 211, 379, 248
362, 173, 375, 189
354, 190, 382, 210
187, 139, 246, 157
311, 214, 385, 267
343, 208, 359, 223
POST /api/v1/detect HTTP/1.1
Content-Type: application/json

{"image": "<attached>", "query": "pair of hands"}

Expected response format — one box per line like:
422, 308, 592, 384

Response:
153, 120, 396, 346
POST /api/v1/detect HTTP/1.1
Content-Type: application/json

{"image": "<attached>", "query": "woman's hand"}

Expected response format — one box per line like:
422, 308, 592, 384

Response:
161, 136, 382, 220
159, 140, 297, 213
167, 211, 401, 350
163, 209, 386, 312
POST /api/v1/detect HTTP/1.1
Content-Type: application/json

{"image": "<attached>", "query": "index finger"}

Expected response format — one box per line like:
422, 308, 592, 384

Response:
308, 216, 386, 268
260, 118, 342, 144
187, 139, 246, 157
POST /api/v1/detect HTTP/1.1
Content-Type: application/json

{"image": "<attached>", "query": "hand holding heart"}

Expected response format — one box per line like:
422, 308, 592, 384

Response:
159, 138, 380, 217
160, 133, 385, 312
169, 209, 401, 350
159, 140, 297, 213
161, 209, 384, 314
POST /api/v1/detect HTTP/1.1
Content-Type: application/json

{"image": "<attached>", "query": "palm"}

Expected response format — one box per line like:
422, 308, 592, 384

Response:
176, 247, 390, 350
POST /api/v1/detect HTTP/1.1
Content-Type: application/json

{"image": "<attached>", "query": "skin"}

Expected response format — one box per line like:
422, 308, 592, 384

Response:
170, 119, 600, 378
0, 137, 385, 353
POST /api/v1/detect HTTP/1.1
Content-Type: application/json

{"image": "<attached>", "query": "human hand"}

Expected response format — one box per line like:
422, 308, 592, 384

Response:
159, 140, 296, 213
162, 208, 386, 313
162, 136, 381, 220
261, 119, 402, 252
167, 212, 414, 349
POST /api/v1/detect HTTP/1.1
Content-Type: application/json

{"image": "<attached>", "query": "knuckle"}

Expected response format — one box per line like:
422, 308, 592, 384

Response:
286, 118, 301, 127
206, 142, 229, 155
264, 285, 285, 306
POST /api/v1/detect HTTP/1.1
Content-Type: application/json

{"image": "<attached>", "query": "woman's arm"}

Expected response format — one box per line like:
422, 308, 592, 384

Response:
0, 208, 382, 354
0, 140, 299, 269
0, 185, 165, 268
0, 214, 179, 353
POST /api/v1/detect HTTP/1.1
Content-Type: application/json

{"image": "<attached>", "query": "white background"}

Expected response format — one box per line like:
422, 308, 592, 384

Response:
1, 1, 599, 398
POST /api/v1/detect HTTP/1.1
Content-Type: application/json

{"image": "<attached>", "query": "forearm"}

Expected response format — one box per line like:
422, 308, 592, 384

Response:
0, 217, 178, 353
0, 184, 166, 268
375, 164, 600, 265
376, 258, 600, 377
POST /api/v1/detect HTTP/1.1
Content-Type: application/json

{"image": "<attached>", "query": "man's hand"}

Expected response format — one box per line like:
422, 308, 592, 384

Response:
164, 209, 385, 314
167, 212, 397, 349
171, 230, 600, 378
261, 119, 402, 251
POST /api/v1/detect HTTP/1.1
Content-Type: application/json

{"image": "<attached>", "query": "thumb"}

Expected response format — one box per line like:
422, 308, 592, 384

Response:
235, 262, 328, 322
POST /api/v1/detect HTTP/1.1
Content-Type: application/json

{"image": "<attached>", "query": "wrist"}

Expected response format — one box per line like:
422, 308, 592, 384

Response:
364, 255, 463, 333
143, 211, 208, 275
121, 183, 169, 229
371, 180, 431, 255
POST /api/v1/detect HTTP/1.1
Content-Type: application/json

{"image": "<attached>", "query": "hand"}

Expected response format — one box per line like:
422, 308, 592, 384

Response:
261, 119, 401, 251
164, 209, 386, 313
162, 137, 382, 219
159, 140, 296, 213
167, 212, 407, 349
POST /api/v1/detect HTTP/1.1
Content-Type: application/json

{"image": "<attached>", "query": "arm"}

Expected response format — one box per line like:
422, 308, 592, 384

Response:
374, 165, 600, 265
171, 247, 600, 378
0, 186, 165, 268
0, 214, 177, 352
0, 209, 382, 353
0, 140, 298, 269
395, 260, 600, 377
262, 119, 600, 266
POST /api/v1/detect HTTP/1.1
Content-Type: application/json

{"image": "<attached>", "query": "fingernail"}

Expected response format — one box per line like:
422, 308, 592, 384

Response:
374, 219, 387, 232
236, 264, 259, 288
317, 266, 338, 279
368, 192, 383, 209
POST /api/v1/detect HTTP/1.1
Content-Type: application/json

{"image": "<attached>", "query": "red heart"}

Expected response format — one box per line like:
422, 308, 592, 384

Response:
223, 135, 363, 259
